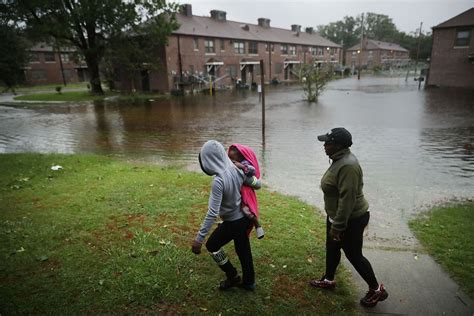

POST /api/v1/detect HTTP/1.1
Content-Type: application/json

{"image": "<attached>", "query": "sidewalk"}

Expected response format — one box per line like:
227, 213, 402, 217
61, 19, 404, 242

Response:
346, 248, 474, 315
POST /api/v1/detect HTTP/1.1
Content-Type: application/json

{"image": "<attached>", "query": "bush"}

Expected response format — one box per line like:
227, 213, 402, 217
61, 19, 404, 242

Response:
55, 86, 62, 94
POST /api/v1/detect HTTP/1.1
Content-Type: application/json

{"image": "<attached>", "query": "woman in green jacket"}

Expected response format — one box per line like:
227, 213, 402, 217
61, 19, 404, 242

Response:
309, 127, 388, 308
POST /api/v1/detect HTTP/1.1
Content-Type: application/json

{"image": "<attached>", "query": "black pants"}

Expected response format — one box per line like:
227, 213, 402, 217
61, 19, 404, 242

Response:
325, 212, 378, 289
206, 216, 255, 285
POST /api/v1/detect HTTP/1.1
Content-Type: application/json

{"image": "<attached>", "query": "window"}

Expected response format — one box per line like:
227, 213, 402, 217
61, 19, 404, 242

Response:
248, 41, 258, 54
193, 37, 199, 50
63, 69, 74, 78
205, 39, 215, 53
352, 51, 356, 56
289, 45, 296, 55
318, 48, 324, 56
220, 39, 225, 51
31, 69, 46, 80
280, 44, 288, 55
310, 47, 317, 56
44, 52, 55, 62
60, 53, 70, 63
454, 29, 470, 47
265, 43, 274, 53
234, 41, 245, 54
274, 63, 283, 74
227, 64, 237, 78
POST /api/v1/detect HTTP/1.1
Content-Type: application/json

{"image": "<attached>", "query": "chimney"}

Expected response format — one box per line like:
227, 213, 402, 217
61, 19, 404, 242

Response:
180, 4, 192, 17
291, 24, 301, 32
258, 18, 271, 28
210, 10, 227, 21
305, 27, 314, 34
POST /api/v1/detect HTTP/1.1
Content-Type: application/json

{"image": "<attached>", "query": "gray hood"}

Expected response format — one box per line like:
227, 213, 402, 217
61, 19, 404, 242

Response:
199, 140, 233, 176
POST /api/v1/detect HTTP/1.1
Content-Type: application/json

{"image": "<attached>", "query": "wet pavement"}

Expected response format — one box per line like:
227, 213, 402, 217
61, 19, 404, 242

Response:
1, 76, 473, 314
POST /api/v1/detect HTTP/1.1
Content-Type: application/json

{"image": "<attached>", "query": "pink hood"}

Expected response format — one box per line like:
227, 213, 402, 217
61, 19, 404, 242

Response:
228, 143, 260, 218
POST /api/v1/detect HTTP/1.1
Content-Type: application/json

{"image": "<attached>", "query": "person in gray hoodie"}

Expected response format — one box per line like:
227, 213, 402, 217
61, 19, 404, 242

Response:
191, 140, 260, 290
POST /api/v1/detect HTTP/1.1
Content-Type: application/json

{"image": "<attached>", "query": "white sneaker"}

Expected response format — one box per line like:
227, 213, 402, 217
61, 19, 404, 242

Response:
256, 227, 265, 239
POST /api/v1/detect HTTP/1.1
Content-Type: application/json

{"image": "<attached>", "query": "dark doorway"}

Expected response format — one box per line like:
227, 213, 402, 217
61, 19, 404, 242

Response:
141, 70, 150, 92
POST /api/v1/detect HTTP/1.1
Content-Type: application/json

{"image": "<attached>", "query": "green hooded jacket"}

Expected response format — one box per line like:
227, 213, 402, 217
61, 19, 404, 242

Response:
320, 148, 369, 231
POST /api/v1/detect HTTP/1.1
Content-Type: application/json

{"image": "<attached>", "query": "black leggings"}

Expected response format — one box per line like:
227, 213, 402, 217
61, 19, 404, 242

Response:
325, 212, 378, 289
206, 216, 255, 285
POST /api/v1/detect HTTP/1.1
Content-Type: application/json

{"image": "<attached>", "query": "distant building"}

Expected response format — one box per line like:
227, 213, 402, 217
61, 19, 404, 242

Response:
22, 43, 88, 86
118, 4, 342, 93
427, 8, 474, 88
345, 39, 410, 70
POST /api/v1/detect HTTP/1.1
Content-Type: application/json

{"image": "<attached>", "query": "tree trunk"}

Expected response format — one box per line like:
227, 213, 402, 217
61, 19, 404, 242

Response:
85, 53, 104, 95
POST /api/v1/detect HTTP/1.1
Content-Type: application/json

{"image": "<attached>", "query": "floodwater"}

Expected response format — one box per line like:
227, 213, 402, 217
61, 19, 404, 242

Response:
1, 76, 473, 249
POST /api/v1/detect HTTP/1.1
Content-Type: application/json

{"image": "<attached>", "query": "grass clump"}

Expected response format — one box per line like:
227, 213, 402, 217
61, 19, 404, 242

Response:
0, 153, 357, 314
409, 202, 474, 298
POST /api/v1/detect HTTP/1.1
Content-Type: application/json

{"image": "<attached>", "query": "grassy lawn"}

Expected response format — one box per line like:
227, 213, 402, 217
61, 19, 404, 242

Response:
0, 154, 357, 315
13, 82, 90, 92
409, 202, 474, 298
13, 91, 117, 102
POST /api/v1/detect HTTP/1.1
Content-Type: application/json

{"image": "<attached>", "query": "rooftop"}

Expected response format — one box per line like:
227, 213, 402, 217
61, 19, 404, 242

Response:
433, 7, 474, 29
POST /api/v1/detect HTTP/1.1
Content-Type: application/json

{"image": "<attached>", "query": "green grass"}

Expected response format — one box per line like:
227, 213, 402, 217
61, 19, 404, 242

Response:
409, 202, 474, 298
13, 91, 117, 102
13, 82, 90, 92
0, 154, 357, 315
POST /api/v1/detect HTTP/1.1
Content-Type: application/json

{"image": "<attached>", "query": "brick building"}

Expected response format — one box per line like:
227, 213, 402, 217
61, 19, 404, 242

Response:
345, 39, 409, 70
427, 8, 474, 88
120, 4, 342, 92
22, 43, 88, 86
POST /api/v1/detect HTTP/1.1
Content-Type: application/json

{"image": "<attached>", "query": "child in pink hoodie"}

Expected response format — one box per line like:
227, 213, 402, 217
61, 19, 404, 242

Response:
228, 144, 264, 239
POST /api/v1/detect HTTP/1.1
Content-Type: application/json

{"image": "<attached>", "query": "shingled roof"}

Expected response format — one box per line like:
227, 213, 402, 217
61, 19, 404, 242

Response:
432, 7, 474, 29
173, 13, 341, 48
347, 39, 408, 52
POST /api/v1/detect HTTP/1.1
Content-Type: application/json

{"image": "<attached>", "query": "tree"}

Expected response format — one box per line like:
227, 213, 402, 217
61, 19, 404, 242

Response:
362, 13, 398, 42
300, 63, 333, 103
1, 0, 179, 95
0, 24, 30, 92
317, 16, 359, 50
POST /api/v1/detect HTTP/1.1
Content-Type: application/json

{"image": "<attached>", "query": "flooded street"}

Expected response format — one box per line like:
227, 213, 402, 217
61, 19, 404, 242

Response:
1, 76, 473, 249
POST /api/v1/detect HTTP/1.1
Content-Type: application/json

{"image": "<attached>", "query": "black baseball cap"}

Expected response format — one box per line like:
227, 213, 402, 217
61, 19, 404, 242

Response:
317, 127, 353, 147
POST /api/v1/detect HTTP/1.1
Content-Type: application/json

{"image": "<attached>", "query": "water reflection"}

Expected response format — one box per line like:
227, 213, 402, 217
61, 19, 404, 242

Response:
0, 77, 472, 249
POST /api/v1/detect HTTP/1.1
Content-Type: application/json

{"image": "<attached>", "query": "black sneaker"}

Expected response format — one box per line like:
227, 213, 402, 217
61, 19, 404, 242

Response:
360, 284, 388, 307
219, 275, 241, 290
309, 277, 336, 289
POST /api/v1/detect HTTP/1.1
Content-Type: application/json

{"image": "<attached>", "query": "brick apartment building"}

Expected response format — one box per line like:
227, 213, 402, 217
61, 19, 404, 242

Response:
22, 43, 88, 86
427, 8, 474, 88
119, 4, 342, 93
345, 38, 409, 70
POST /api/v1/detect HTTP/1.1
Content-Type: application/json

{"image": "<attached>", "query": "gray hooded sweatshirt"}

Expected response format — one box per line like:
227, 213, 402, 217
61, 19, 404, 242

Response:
196, 140, 248, 243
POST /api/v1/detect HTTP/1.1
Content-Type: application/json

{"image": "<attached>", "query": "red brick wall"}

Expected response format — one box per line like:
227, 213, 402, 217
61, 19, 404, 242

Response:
150, 34, 341, 92
345, 49, 409, 69
428, 27, 474, 88
24, 51, 84, 86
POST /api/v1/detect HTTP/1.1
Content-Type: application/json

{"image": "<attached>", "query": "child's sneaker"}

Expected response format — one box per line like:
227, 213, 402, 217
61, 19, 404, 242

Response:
360, 284, 388, 307
256, 226, 265, 239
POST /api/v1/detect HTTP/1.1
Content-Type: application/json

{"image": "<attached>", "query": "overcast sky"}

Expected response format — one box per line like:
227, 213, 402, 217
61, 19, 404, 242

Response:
177, 0, 473, 34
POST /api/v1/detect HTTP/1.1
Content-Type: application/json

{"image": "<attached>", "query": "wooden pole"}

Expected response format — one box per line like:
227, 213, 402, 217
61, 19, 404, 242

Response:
260, 60, 265, 136
358, 13, 364, 80
414, 22, 423, 76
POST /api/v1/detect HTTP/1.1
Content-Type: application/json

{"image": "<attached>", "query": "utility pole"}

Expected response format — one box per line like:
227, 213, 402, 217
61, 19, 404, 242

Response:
414, 22, 423, 76
358, 13, 364, 80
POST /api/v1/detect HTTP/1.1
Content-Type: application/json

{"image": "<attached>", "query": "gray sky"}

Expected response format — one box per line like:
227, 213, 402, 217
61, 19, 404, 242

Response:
177, 0, 473, 34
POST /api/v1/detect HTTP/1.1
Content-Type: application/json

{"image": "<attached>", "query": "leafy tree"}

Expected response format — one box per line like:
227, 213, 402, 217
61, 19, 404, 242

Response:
362, 13, 398, 42
0, 24, 30, 92
317, 16, 359, 50
300, 63, 333, 103
1, 0, 179, 95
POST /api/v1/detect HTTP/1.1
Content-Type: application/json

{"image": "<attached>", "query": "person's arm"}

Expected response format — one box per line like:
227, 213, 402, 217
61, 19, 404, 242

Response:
331, 165, 359, 233
233, 161, 256, 177
194, 178, 223, 245
243, 175, 261, 189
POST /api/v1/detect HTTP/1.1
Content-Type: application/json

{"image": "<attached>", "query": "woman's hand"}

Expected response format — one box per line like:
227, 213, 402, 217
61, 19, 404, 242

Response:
191, 240, 203, 254
329, 228, 342, 241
